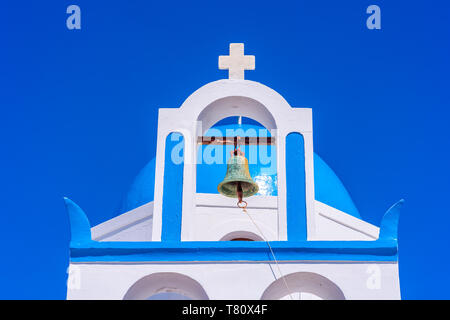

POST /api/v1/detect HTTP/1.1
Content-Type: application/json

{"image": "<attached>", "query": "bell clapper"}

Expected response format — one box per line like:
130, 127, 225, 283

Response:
236, 181, 245, 206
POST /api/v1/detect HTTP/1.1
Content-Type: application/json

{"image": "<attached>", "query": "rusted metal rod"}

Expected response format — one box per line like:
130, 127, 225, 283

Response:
197, 136, 275, 145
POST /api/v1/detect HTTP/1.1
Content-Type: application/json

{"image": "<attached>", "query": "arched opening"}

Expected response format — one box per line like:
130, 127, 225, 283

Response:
196, 116, 277, 197
196, 96, 277, 135
220, 230, 264, 241
123, 272, 209, 300
190, 94, 280, 242
260, 272, 345, 300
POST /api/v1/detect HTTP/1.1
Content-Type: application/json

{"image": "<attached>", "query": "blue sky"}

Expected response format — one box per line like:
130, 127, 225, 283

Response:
1, 1, 449, 299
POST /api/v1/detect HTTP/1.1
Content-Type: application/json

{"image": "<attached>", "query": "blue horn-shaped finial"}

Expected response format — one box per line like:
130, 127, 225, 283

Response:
379, 199, 404, 241
63, 197, 92, 246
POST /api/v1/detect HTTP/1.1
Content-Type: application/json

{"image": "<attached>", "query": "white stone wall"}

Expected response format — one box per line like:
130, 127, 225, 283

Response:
66, 262, 400, 300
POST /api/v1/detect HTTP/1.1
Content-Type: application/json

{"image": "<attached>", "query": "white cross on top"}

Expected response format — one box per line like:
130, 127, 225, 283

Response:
219, 43, 255, 80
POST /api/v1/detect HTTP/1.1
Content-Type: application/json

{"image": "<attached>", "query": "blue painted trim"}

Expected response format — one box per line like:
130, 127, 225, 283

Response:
379, 199, 404, 241
65, 197, 401, 263
65, 194, 400, 262
70, 240, 398, 262
286, 133, 307, 241
161, 133, 184, 242
63, 197, 92, 246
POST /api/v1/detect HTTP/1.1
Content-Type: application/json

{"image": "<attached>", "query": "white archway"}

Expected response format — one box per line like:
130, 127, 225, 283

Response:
208, 218, 277, 241
123, 272, 209, 300
197, 96, 277, 135
220, 230, 264, 241
261, 272, 345, 300
180, 79, 293, 128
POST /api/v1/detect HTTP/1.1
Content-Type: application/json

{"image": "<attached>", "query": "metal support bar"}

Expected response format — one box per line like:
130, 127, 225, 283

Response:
197, 136, 275, 145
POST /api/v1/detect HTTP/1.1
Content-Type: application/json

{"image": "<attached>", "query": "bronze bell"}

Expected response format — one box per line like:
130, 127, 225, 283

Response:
217, 150, 259, 201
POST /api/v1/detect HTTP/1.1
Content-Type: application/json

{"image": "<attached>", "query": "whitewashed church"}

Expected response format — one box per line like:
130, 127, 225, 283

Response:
65, 44, 402, 300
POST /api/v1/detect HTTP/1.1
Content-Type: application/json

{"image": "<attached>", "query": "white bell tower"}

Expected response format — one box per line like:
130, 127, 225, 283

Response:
65, 43, 402, 300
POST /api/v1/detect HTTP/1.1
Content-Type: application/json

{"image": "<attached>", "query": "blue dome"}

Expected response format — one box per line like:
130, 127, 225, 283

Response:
119, 124, 361, 219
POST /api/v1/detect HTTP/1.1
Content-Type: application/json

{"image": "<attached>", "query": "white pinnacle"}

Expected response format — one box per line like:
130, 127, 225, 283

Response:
218, 43, 255, 80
